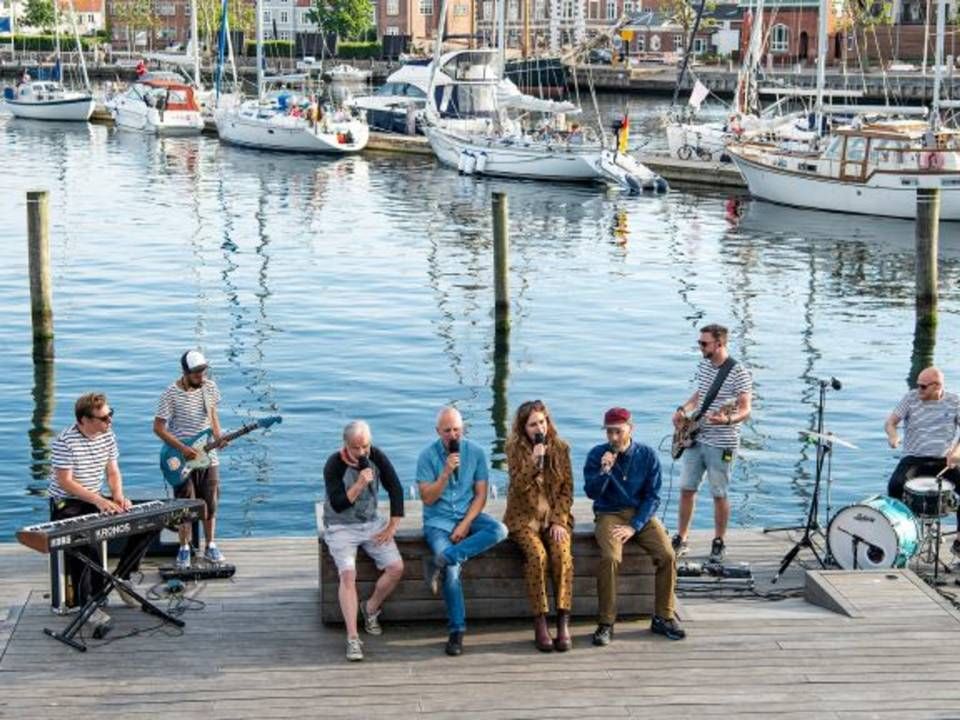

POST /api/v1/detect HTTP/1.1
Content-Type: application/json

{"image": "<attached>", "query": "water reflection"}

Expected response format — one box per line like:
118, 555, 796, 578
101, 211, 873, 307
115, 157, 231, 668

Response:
28, 357, 55, 489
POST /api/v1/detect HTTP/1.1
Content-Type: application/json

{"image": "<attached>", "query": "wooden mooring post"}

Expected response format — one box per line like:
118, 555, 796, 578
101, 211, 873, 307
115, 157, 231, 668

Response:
911, 188, 940, 385
26, 190, 54, 361
491, 191, 510, 470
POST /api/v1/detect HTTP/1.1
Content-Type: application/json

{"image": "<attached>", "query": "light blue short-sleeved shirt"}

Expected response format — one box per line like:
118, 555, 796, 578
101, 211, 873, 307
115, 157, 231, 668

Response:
416, 437, 489, 532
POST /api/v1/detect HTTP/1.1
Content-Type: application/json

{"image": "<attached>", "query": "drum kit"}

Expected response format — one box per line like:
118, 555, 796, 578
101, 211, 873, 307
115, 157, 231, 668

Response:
827, 472, 957, 578
768, 376, 958, 583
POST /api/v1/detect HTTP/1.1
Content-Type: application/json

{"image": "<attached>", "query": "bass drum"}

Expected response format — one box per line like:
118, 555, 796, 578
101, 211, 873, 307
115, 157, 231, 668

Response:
827, 496, 921, 570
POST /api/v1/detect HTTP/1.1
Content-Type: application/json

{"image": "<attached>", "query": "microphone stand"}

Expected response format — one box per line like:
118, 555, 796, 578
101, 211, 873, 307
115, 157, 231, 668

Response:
770, 380, 833, 583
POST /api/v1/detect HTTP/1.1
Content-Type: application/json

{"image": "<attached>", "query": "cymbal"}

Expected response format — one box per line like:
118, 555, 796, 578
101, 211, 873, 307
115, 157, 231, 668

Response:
798, 430, 859, 450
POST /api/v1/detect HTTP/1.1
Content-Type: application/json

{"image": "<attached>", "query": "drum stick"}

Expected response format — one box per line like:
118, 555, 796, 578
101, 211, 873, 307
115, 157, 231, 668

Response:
935, 466, 950, 479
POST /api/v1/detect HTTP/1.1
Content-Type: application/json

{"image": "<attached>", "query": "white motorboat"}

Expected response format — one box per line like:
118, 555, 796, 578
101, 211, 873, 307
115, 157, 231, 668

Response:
726, 120, 960, 220
347, 62, 433, 134
323, 64, 371, 83
106, 78, 205, 135
216, 95, 368, 153
423, 47, 666, 193
3, 81, 95, 121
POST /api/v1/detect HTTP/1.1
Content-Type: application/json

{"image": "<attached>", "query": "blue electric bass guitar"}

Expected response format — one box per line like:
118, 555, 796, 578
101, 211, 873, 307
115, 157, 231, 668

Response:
160, 416, 282, 488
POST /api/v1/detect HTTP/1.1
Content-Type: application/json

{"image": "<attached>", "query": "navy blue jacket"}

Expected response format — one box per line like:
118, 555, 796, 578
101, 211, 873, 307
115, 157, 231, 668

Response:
583, 440, 661, 531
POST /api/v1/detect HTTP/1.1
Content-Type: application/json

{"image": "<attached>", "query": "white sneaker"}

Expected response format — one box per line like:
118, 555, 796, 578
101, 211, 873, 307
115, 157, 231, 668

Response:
116, 581, 139, 608
345, 637, 364, 661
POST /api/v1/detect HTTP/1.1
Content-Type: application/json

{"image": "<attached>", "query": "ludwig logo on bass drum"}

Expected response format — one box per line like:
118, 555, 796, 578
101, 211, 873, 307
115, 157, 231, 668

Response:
853, 513, 875, 523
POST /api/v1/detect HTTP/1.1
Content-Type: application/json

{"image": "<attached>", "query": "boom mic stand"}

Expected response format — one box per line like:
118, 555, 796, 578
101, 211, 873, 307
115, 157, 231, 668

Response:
770, 377, 842, 584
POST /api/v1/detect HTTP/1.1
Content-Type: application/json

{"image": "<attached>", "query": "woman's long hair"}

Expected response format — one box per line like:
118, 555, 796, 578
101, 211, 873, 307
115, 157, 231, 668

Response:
506, 399, 566, 477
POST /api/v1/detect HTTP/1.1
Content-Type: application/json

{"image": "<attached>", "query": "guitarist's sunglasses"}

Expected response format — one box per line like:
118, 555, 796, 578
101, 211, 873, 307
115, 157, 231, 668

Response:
89, 409, 114, 423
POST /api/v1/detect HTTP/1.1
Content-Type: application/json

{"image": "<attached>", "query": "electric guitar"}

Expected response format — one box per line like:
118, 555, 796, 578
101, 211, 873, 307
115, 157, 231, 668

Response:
671, 400, 736, 460
160, 416, 282, 488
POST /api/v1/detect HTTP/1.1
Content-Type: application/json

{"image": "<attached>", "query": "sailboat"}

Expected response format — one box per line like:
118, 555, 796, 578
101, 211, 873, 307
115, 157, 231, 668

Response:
663, 0, 816, 161
726, 0, 960, 220
423, 1, 666, 192
3, 0, 94, 121
214, 0, 368, 153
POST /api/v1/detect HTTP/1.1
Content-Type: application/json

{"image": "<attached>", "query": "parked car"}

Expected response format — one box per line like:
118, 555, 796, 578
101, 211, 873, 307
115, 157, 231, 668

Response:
588, 48, 613, 65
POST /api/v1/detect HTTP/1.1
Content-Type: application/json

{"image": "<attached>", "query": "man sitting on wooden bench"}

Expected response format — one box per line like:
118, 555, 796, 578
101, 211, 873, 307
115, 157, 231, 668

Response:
418, 406, 508, 657
584, 407, 685, 645
323, 420, 405, 662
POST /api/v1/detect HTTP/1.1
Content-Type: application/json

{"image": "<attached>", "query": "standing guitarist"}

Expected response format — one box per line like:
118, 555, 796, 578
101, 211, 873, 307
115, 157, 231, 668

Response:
671, 324, 752, 563
153, 350, 227, 569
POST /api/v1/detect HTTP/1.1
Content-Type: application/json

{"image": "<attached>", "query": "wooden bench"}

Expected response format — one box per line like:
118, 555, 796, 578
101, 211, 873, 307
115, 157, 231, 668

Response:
316, 500, 657, 625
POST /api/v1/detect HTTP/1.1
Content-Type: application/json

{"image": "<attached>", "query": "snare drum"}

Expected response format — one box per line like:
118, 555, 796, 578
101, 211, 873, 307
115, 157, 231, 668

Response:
903, 476, 958, 519
827, 496, 921, 570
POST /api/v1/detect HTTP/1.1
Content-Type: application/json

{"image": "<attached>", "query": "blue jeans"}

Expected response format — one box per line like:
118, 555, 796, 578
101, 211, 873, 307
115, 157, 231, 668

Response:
423, 512, 508, 633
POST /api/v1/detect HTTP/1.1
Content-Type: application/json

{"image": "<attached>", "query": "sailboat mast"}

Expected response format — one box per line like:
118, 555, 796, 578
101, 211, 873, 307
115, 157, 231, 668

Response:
53, 0, 61, 81
191, 0, 200, 87
255, 0, 263, 99
814, 0, 828, 135
67, 0, 89, 90
496, 0, 506, 71
10, 0, 16, 64
426, 0, 450, 117
931, 0, 944, 129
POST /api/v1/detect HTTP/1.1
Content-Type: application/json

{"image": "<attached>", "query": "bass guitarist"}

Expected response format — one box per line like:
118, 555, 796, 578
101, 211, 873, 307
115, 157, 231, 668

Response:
670, 324, 752, 563
153, 350, 227, 569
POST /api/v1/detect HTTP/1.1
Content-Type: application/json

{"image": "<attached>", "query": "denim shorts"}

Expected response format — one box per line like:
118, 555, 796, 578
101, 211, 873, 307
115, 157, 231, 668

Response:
680, 443, 736, 498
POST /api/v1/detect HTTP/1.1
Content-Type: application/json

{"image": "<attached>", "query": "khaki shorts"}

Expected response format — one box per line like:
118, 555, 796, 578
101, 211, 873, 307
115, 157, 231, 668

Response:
323, 518, 402, 574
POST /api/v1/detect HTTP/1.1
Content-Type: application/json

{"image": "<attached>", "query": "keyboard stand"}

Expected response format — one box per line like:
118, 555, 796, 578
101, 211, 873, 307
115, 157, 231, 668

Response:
44, 532, 186, 652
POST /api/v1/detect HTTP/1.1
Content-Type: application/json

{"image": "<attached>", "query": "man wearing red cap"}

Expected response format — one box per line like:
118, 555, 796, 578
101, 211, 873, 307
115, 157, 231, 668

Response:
584, 407, 684, 644
153, 350, 227, 569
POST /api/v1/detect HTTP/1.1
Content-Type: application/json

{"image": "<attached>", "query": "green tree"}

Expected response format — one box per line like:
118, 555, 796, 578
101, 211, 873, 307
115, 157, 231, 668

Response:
22, 0, 55, 31
196, 0, 255, 56
664, 0, 717, 50
307, 0, 372, 41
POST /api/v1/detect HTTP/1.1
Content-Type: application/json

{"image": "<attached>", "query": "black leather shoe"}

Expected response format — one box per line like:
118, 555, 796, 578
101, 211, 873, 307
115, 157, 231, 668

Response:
591, 623, 613, 646
445, 631, 464, 656
651, 615, 686, 640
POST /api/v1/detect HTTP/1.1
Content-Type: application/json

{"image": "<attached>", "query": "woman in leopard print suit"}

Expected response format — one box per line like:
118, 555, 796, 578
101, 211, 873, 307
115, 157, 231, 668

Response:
504, 399, 575, 652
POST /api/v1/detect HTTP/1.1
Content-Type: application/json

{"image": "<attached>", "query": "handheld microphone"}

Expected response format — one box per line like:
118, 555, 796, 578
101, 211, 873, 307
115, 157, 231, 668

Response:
448, 439, 460, 483
533, 432, 546, 470
357, 455, 370, 471
820, 376, 842, 391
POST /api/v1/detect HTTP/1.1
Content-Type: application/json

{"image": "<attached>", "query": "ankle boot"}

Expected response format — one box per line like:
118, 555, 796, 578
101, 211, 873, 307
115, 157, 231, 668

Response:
554, 610, 572, 652
534, 614, 554, 652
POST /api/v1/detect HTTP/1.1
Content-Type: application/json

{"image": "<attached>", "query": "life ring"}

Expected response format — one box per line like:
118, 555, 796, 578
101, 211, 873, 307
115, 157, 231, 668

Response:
920, 150, 945, 171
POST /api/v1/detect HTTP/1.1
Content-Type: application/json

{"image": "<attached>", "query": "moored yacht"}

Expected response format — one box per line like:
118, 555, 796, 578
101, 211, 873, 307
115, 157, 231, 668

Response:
3, 80, 95, 121
106, 78, 205, 135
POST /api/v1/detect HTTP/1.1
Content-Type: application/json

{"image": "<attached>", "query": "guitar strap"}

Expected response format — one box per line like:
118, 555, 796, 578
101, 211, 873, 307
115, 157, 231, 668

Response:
694, 357, 737, 420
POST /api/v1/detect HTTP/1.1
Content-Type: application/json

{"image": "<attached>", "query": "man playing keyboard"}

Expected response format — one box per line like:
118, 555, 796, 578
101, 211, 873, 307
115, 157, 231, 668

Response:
48, 393, 153, 630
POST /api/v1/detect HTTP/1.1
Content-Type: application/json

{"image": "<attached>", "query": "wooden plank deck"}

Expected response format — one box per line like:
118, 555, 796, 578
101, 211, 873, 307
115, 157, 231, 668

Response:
3, 505, 960, 719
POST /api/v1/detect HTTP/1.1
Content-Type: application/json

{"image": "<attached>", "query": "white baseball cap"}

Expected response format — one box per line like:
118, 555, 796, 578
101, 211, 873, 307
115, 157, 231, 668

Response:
180, 350, 208, 374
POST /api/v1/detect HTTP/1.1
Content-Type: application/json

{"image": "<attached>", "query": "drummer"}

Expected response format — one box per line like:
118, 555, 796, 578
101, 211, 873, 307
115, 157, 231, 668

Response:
885, 366, 960, 549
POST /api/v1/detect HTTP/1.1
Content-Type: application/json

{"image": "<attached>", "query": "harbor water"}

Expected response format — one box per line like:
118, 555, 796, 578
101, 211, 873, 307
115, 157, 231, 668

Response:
1, 101, 959, 540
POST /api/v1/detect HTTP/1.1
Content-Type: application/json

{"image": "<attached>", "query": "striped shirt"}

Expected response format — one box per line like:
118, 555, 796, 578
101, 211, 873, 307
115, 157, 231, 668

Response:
894, 390, 960, 457
47, 425, 119, 500
155, 379, 222, 466
693, 358, 752, 449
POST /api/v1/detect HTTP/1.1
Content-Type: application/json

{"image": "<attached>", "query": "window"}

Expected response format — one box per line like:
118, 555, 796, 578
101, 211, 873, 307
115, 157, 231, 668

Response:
299, 9, 310, 23
420, 0, 433, 15
508, 0, 518, 20
87, 13, 95, 23
483, 0, 493, 18
156, 3, 175, 16
386, 0, 399, 16
771, 23, 789, 53
635, 35, 644, 51
623, 0, 635, 11
844, 136, 866, 163
280, 10, 289, 23
673, 33, 684, 50
589, 0, 598, 18
562, 0, 573, 17
692, 37, 706, 54
262, 9, 271, 23
534, 0, 545, 18
453, 2, 468, 16
606, 0, 616, 19
386, 25, 400, 34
